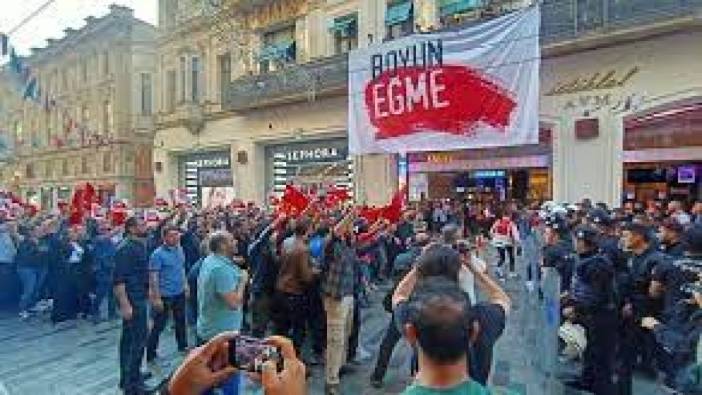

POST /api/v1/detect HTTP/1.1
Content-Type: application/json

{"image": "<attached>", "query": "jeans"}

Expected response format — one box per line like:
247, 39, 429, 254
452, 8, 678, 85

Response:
497, 246, 515, 273
92, 268, 117, 319
323, 295, 354, 385
371, 315, 402, 381
119, 301, 148, 391
146, 293, 188, 361
17, 266, 47, 312
306, 284, 326, 355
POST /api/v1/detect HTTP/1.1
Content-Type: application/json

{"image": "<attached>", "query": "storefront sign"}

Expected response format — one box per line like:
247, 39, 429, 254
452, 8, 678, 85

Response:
561, 92, 645, 114
283, 147, 345, 163
545, 66, 639, 96
410, 154, 550, 172
348, 6, 540, 154
473, 170, 506, 179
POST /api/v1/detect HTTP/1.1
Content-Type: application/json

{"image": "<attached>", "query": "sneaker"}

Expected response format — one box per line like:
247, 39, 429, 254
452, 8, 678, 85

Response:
307, 353, 322, 366
339, 364, 357, 376
508, 272, 518, 279
19, 311, 30, 320
495, 267, 505, 278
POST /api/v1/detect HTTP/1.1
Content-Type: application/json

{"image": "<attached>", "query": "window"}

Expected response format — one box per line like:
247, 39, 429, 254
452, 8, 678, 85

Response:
81, 157, 89, 174
191, 56, 200, 103
81, 59, 88, 83
102, 51, 110, 76
166, 69, 176, 112
26, 163, 34, 179
103, 101, 113, 136
103, 152, 112, 173
260, 26, 296, 73
332, 14, 358, 55
386, 1, 414, 40
14, 120, 23, 143
141, 73, 153, 115
218, 52, 231, 87
62, 159, 69, 176
179, 56, 187, 103
438, 0, 480, 27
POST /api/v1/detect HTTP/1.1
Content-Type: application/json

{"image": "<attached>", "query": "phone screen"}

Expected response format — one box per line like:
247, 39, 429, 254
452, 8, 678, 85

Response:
228, 336, 282, 373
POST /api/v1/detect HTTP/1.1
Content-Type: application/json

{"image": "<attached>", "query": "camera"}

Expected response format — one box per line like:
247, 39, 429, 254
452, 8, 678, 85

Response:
228, 335, 283, 373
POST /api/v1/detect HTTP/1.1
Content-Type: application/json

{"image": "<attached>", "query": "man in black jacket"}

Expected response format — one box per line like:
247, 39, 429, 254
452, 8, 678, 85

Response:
370, 233, 429, 388
113, 216, 150, 395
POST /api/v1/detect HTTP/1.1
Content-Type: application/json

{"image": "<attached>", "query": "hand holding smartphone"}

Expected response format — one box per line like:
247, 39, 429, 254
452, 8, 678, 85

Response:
228, 335, 283, 373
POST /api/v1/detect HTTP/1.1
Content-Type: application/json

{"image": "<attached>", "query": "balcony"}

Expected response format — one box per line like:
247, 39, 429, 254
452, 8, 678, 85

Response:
541, 0, 702, 51
222, 54, 348, 112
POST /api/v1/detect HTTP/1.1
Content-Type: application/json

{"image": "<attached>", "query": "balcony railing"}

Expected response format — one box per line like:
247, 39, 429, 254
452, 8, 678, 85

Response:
541, 0, 702, 43
222, 54, 348, 112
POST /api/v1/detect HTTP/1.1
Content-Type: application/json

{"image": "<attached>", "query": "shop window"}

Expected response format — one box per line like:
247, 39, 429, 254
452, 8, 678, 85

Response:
331, 14, 358, 55
385, 1, 414, 41
259, 26, 296, 73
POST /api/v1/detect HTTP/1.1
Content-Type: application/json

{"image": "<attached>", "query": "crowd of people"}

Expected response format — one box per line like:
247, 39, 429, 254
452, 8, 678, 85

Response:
1, 191, 701, 395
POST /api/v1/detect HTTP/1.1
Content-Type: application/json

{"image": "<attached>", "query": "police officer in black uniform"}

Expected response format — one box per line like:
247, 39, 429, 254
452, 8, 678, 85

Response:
588, 208, 628, 276
541, 214, 575, 293
562, 225, 617, 395
617, 222, 669, 394
657, 217, 686, 259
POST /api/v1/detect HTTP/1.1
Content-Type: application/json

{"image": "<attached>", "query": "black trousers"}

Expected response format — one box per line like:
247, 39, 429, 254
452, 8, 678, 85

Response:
273, 292, 309, 353
582, 309, 618, 395
497, 246, 515, 272
616, 318, 657, 395
371, 316, 402, 381
146, 293, 188, 361
119, 301, 148, 391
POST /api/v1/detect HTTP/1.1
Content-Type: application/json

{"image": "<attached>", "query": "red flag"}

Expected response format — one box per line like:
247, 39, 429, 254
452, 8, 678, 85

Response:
359, 206, 382, 223
381, 187, 406, 223
69, 186, 86, 225
111, 201, 127, 226
325, 187, 350, 208
280, 184, 310, 217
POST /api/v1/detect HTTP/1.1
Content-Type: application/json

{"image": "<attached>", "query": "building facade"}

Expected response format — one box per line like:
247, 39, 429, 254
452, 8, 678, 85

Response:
0, 5, 157, 208
154, 0, 702, 208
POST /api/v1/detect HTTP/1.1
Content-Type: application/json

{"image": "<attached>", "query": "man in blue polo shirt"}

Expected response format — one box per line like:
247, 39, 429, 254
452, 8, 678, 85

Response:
146, 225, 189, 363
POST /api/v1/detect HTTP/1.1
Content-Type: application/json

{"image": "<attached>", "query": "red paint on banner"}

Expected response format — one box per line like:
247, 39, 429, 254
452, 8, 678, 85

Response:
364, 65, 516, 139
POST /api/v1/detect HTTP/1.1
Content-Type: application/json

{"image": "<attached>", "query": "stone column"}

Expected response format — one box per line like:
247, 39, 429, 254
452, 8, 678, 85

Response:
232, 140, 266, 205
552, 114, 624, 207
355, 154, 398, 206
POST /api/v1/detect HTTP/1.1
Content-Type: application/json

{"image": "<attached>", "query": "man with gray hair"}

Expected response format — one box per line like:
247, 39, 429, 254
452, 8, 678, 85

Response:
196, 231, 249, 344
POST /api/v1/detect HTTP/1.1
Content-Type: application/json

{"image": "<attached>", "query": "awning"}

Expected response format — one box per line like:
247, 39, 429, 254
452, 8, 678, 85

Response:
329, 15, 357, 37
439, 0, 480, 18
385, 1, 413, 25
258, 40, 296, 62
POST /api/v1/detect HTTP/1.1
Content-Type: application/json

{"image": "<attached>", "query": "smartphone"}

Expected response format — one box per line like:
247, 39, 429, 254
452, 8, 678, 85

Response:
228, 335, 283, 373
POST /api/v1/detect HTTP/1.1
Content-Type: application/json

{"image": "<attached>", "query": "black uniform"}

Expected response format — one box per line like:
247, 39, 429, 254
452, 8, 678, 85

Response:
113, 237, 149, 394
617, 246, 668, 394
542, 240, 575, 292
570, 251, 617, 395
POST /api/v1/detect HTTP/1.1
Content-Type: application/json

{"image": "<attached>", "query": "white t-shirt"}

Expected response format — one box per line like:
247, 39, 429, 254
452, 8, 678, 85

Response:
458, 254, 487, 304
69, 242, 84, 264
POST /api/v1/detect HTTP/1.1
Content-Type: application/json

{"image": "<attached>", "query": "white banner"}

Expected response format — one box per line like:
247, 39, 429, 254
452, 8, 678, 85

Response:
348, 6, 540, 154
